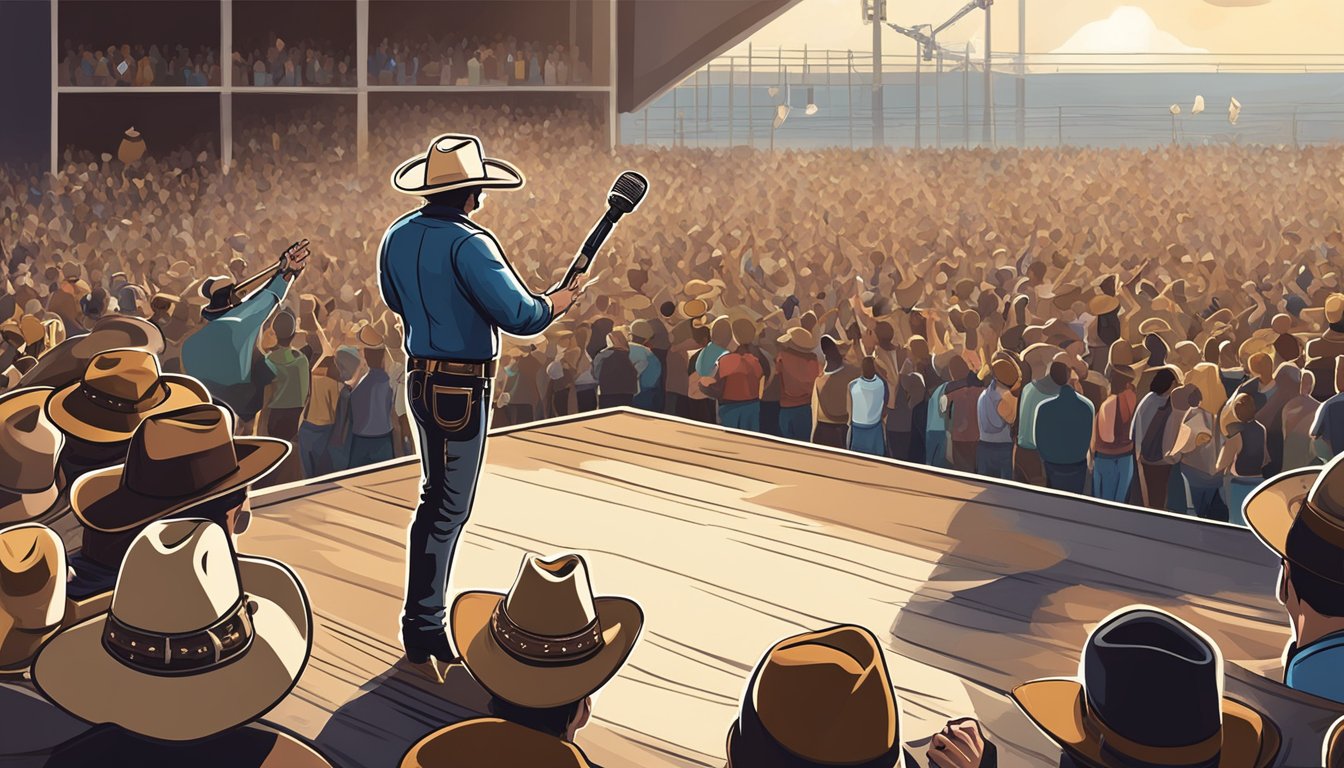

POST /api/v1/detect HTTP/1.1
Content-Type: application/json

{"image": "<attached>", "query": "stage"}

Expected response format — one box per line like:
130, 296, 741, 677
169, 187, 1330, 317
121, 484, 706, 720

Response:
242, 408, 1344, 767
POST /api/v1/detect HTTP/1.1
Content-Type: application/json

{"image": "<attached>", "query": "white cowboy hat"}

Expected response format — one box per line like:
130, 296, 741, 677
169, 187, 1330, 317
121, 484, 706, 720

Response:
452, 552, 643, 709
33, 519, 311, 741
391, 134, 524, 196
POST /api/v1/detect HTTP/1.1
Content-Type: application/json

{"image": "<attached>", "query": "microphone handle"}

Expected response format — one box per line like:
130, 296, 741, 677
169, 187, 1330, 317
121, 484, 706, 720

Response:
559, 208, 622, 289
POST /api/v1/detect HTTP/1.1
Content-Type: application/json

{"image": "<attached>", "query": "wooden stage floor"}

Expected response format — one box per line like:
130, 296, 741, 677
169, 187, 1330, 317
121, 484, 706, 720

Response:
242, 408, 1344, 768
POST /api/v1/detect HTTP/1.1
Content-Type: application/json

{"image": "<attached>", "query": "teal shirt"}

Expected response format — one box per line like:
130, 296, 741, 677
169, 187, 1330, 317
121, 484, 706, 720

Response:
1034, 386, 1095, 465
1286, 632, 1344, 704
1017, 378, 1060, 450
926, 382, 949, 432
182, 273, 290, 387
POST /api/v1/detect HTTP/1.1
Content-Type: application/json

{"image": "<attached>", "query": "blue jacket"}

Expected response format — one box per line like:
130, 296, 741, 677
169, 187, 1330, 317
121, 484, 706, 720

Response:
378, 204, 551, 361
1286, 631, 1344, 704
1034, 385, 1095, 464
181, 272, 290, 388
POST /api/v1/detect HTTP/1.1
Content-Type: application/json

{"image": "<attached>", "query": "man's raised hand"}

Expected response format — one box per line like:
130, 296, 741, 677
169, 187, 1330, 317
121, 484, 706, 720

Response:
281, 238, 312, 277
546, 273, 587, 319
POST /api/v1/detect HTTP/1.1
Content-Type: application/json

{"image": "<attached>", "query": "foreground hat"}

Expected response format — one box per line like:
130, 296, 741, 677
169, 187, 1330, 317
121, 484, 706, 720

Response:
0, 524, 66, 672
452, 552, 643, 709
33, 519, 311, 741
401, 718, 593, 768
727, 625, 905, 768
0, 386, 63, 526
19, 315, 165, 390
392, 134, 524, 195
46, 348, 210, 444
1245, 453, 1344, 584
778, 327, 816, 355
1013, 607, 1279, 768
71, 403, 289, 534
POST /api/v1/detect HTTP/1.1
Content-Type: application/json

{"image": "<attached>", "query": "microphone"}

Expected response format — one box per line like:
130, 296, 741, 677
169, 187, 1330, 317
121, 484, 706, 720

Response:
558, 171, 648, 290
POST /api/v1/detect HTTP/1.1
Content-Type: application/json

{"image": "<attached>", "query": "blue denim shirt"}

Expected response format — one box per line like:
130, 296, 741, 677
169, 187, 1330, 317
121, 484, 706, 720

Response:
378, 204, 551, 361
1285, 631, 1344, 704
181, 272, 290, 387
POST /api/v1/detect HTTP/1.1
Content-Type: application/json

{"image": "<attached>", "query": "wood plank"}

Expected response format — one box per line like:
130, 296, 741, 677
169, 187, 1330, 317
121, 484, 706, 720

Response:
231, 408, 1344, 767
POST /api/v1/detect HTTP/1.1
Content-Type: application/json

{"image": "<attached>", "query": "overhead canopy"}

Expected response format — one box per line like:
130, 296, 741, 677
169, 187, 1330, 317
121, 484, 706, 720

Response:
617, 0, 802, 113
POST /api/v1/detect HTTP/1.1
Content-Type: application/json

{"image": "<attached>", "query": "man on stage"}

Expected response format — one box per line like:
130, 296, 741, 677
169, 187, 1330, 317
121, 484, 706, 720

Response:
378, 134, 584, 667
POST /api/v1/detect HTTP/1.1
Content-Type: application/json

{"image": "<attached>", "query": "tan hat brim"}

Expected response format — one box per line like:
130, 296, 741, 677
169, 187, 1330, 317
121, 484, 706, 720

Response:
1244, 468, 1319, 562
32, 557, 311, 742
0, 485, 60, 527
46, 376, 209, 444
70, 437, 290, 533
1012, 679, 1279, 768
452, 591, 643, 710
391, 156, 524, 195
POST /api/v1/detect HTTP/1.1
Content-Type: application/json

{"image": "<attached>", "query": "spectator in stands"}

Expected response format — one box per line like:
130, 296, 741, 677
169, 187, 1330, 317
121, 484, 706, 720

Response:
1313, 358, 1344, 462
1035, 360, 1095, 494
707, 318, 765, 431
592, 328, 638, 408
628, 320, 663, 411
813, 335, 856, 449
976, 358, 1018, 480
775, 327, 819, 442
262, 309, 309, 485
925, 353, 953, 469
1014, 344, 1056, 486
1133, 366, 1181, 509
1168, 384, 1221, 519
1013, 606, 1279, 768
348, 328, 395, 467
1281, 370, 1320, 472
1246, 453, 1344, 704
408, 552, 642, 763
299, 358, 342, 478
1307, 294, 1344, 401
1092, 362, 1138, 503
847, 356, 886, 456
728, 624, 997, 768
945, 355, 984, 474
1220, 393, 1268, 525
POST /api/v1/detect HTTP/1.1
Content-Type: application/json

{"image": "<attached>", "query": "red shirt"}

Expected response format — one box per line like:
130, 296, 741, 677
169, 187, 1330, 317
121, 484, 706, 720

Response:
776, 349, 821, 408
715, 350, 765, 403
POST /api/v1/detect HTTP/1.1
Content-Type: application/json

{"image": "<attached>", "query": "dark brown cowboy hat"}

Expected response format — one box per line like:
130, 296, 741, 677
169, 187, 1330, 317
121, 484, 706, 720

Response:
70, 404, 288, 534
401, 718, 593, 768
1245, 453, 1344, 584
1014, 607, 1279, 768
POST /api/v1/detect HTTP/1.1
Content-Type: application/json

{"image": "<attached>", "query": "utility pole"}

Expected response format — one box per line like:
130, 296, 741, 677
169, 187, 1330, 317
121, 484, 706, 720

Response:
848, 50, 854, 149
727, 57, 735, 147
936, 49, 943, 148
1017, 0, 1025, 146
983, 0, 992, 144
963, 41, 970, 147
867, 0, 886, 147
886, 22, 934, 150
748, 43, 754, 148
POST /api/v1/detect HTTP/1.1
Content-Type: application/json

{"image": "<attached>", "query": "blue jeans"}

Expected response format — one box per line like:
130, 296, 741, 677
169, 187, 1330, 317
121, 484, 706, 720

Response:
1224, 477, 1263, 526
298, 422, 335, 478
718, 400, 761, 432
1181, 467, 1223, 521
633, 388, 661, 411
1044, 460, 1089, 494
848, 423, 886, 456
926, 430, 949, 468
778, 405, 812, 442
977, 441, 1014, 479
402, 368, 490, 647
348, 432, 395, 468
1091, 454, 1134, 503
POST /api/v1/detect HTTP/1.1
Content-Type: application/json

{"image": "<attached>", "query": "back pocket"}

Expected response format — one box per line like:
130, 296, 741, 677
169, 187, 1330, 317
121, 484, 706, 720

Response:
431, 385, 475, 432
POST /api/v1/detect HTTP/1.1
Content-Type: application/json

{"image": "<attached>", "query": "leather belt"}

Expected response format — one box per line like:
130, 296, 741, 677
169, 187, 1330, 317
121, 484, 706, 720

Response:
409, 357, 497, 378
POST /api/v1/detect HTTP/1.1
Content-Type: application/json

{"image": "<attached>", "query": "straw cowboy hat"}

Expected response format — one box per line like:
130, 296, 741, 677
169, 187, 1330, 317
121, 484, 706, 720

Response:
391, 133, 524, 196
71, 403, 288, 534
401, 718, 594, 768
46, 348, 210, 444
778, 327, 816, 356
1013, 607, 1279, 768
1245, 453, 1344, 585
726, 625, 909, 768
33, 519, 311, 741
0, 387, 64, 527
0, 524, 67, 673
452, 552, 643, 709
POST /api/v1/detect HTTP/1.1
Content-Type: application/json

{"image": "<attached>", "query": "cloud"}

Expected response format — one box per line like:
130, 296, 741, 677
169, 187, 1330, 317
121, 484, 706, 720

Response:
1051, 6, 1209, 55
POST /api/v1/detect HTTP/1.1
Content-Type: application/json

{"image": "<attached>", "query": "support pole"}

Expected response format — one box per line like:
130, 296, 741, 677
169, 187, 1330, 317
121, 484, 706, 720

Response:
1057, 106, 1062, 146
982, 1, 992, 145
914, 45, 921, 149
728, 57, 735, 147
705, 62, 712, 131
748, 43, 754, 148
50, 0, 58, 175
871, 0, 884, 147
935, 48, 942, 149
356, 0, 368, 163
693, 69, 699, 146
1017, 0, 1026, 146
963, 42, 970, 148
847, 49, 854, 149
221, 0, 232, 171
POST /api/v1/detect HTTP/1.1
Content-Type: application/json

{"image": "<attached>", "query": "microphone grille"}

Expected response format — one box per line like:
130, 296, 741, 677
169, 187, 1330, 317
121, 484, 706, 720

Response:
609, 171, 648, 212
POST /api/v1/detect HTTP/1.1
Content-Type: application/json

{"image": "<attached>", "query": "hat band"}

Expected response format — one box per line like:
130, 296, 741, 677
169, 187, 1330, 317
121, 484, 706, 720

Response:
1298, 499, 1344, 551
1085, 701, 1222, 765
490, 603, 604, 666
102, 595, 256, 677
78, 380, 167, 414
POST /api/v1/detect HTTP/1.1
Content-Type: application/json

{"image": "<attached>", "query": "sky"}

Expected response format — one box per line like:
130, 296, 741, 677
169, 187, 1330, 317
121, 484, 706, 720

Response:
732, 0, 1344, 59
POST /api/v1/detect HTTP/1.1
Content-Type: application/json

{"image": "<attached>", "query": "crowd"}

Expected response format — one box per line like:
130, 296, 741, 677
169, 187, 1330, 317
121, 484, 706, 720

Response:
367, 35, 591, 86
6, 97, 1344, 765
59, 41, 220, 87
232, 37, 356, 87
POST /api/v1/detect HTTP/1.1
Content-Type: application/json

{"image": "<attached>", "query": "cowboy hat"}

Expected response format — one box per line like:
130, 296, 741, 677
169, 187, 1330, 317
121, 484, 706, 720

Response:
19, 315, 165, 390
1245, 453, 1344, 584
1013, 607, 1279, 768
401, 718, 594, 768
452, 552, 643, 709
679, 298, 709, 320
33, 519, 311, 741
1088, 294, 1120, 316
726, 625, 906, 768
71, 404, 288, 534
0, 524, 66, 673
991, 357, 1021, 389
778, 327, 815, 355
0, 387, 64, 527
46, 348, 210, 444
392, 134, 524, 196
1139, 317, 1174, 336
356, 324, 385, 348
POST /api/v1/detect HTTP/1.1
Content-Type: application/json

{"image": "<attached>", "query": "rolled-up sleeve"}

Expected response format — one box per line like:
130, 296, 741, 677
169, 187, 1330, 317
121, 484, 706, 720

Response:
456, 234, 551, 337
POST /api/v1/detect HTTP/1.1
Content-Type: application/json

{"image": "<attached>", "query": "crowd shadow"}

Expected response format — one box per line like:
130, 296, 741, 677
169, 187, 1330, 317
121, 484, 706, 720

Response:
314, 660, 491, 768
